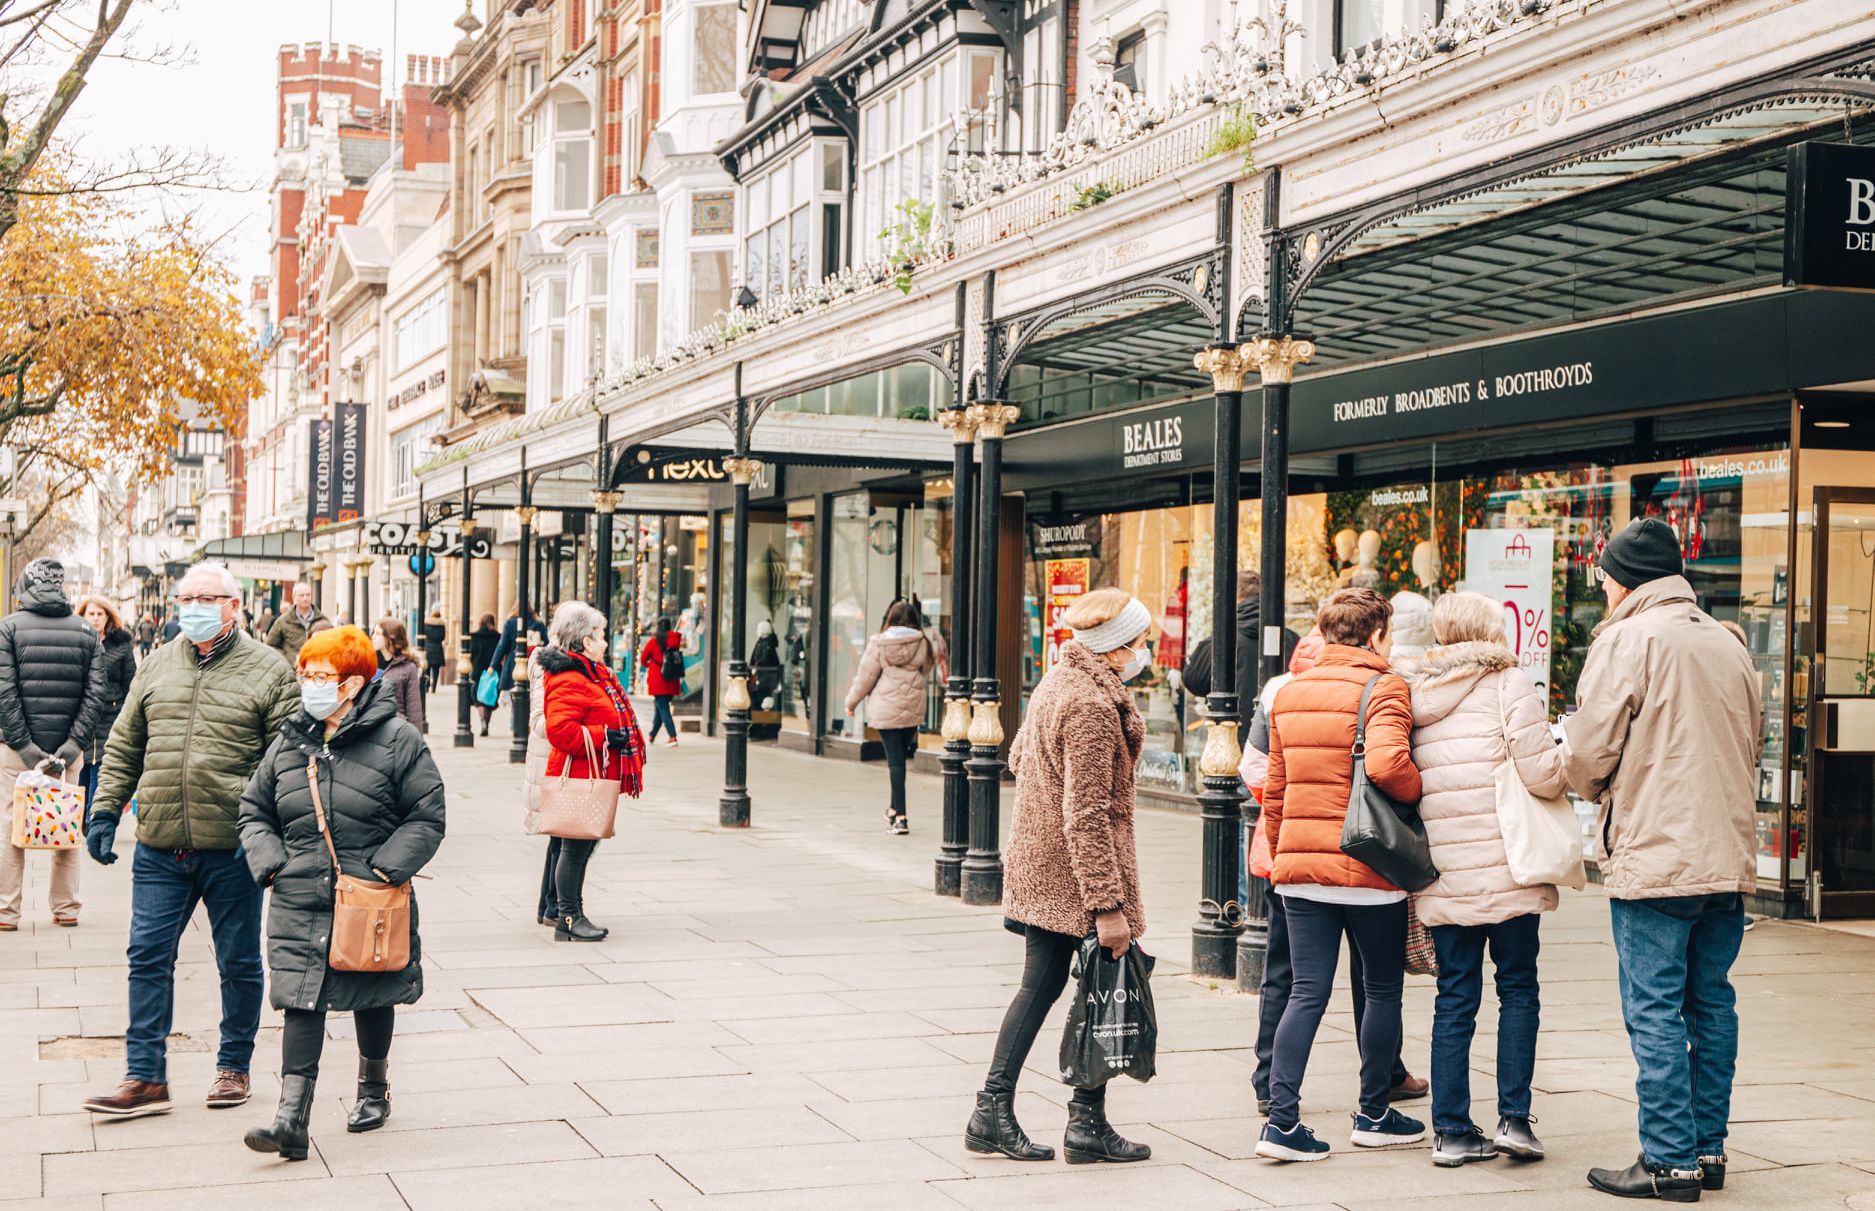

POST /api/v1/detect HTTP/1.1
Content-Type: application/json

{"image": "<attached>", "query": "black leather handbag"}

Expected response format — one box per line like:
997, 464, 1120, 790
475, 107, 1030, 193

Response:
1339, 673, 1439, 893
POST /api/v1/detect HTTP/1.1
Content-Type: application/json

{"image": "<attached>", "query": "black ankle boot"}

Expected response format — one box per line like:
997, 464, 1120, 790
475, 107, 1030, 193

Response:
1587, 1157, 1702, 1202
964, 1091, 1054, 1161
243, 1075, 314, 1161
555, 908, 607, 942
347, 1057, 390, 1133
1698, 1156, 1726, 1191
1063, 1099, 1151, 1164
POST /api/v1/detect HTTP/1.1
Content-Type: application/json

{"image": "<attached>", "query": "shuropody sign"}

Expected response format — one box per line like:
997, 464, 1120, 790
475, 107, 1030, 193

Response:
1785, 140, 1875, 293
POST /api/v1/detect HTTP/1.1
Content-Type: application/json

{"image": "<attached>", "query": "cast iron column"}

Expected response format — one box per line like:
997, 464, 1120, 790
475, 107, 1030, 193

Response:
414, 512, 432, 736
720, 448, 761, 829
935, 403, 976, 896
1192, 344, 1255, 979
454, 486, 476, 748
593, 491, 619, 659
510, 502, 537, 764
1242, 331, 1316, 990
961, 400, 1019, 907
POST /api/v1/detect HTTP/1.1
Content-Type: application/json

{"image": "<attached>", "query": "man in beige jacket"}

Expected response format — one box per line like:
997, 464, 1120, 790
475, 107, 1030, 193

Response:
1563, 517, 1759, 1203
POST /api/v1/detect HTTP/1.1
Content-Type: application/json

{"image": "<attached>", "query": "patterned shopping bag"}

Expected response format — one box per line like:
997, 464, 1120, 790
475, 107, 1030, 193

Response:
10, 770, 84, 850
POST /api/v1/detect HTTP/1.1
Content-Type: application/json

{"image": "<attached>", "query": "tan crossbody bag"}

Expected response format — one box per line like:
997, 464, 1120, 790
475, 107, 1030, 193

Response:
305, 756, 412, 973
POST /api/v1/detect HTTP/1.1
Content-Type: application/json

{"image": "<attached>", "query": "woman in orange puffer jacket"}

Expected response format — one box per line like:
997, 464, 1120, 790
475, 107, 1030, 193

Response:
1256, 587, 1425, 1163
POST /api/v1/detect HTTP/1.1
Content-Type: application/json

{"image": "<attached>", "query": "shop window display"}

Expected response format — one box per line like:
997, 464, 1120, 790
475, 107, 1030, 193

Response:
826, 491, 950, 742
725, 511, 816, 737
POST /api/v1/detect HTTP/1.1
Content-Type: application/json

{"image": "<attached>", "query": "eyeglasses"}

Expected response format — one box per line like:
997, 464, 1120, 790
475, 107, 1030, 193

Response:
1591, 566, 1607, 585
297, 672, 348, 687
176, 594, 232, 607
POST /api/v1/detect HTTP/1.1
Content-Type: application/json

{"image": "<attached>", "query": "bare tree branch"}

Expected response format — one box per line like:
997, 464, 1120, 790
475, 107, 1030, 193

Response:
0, 0, 59, 29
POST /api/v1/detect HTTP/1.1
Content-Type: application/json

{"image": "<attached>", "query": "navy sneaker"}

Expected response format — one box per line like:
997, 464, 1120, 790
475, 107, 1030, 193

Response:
1351, 1107, 1427, 1148
1256, 1120, 1331, 1162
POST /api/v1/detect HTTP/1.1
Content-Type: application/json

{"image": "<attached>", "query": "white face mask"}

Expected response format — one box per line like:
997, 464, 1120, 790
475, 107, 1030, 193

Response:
1118, 643, 1152, 682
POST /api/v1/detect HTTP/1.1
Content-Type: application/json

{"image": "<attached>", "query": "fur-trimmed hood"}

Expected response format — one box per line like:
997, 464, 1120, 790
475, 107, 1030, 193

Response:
1397, 640, 1517, 726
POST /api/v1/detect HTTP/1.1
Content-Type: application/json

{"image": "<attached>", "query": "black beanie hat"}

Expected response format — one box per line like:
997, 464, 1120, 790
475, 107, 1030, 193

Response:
1600, 518, 1683, 590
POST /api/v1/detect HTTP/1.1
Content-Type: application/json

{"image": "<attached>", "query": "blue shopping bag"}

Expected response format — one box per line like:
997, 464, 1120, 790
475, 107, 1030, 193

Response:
475, 669, 500, 708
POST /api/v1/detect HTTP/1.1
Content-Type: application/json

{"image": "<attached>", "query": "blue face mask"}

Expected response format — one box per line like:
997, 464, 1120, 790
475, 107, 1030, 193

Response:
177, 604, 227, 644
301, 681, 346, 721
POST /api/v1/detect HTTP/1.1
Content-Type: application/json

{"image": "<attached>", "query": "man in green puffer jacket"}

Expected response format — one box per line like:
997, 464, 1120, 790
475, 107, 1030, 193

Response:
80, 562, 301, 1123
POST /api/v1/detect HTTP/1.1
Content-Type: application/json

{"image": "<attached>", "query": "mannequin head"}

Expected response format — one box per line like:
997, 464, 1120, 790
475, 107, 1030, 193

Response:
757, 618, 774, 638
1357, 529, 1381, 569
1411, 540, 1441, 590
1333, 528, 1359, 564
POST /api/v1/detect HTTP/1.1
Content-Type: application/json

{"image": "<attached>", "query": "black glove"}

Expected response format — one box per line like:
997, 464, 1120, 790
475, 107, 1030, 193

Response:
604, 727, 631, 752
15, 742, 47, 770
53, 741, 82, 772
86, 812, 119, 865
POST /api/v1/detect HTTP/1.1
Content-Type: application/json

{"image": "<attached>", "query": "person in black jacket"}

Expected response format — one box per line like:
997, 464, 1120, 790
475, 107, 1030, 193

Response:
76, 597, 138, 822
420, 611, 447, 694
0, 560, 106, 930
1179, 571, 1300, 710
237, 625, 445, 1161
469, 613, 501, 736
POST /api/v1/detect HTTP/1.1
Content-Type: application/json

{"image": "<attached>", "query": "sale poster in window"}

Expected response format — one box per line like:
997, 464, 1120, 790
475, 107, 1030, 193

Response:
1463, 527, 1555, 697
1044, 558, 1090, 673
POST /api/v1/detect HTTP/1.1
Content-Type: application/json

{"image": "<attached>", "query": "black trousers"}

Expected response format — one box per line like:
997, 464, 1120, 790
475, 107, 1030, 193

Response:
281, 1006, 395, 1080
554, 838, 599, 915
537, 837, 563, 919
983, 924, 1104, 1107
878, 726, 917, 816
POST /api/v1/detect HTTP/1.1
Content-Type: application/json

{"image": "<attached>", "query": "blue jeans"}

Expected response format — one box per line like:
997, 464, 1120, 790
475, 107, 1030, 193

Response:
1429, 913, 1541, 1134
1609, 893, 1745, 1169
125, 843, 264, 1083
648, 695, 677, 742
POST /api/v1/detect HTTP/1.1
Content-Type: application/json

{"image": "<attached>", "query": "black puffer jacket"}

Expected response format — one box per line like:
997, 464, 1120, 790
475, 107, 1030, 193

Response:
0, 564, 104, 763
88, 628, 138, 764
237, 680, 446, 1013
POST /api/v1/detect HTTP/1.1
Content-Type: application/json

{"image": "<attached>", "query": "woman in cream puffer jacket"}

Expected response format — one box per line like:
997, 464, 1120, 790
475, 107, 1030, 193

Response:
1396, 590, 1567, 1162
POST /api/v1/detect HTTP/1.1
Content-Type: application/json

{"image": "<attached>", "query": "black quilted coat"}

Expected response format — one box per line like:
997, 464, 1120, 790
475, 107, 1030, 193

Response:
237, 680, 446, 1012
86, 628, 138, 765
0, 573, 104, 762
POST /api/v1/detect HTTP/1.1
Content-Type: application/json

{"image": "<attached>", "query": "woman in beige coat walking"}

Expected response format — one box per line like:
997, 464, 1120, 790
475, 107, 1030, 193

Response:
964, 587, 1153, 1167
843, 600, 940, 835
1398, 591, 1568, 1168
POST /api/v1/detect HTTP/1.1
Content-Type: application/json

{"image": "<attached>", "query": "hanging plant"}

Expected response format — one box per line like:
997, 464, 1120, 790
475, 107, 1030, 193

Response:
878, 199, 937, 294
1203, 103, 1257, 174
1071, 181, 1115, 210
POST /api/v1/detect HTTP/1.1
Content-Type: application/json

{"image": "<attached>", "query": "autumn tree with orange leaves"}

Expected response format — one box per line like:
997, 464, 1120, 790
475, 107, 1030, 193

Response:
0, 169, 260, 545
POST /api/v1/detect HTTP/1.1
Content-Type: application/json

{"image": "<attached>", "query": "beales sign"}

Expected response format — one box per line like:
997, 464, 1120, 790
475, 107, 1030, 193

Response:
1786, 141, 1875, 292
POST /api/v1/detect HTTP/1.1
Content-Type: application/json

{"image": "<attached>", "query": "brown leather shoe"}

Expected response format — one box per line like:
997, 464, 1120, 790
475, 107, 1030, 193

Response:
83, 1079, 173, 1118
1390, 1073, 1431, 1102
52, 915, 77, 927
206, 1070, 251, 1108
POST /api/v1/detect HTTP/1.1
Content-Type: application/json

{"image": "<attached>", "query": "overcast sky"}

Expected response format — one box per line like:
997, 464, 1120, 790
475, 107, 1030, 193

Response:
55, 0, 464, 283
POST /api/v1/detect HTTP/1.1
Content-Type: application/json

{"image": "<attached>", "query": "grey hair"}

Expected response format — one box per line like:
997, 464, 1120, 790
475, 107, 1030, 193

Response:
183, 560, 241, 597
1431, 590, 1508, 646
547, 599, 606, 651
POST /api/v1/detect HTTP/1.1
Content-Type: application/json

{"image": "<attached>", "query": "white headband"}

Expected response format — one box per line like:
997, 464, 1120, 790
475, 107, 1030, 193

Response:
1071, 598, 1153, 654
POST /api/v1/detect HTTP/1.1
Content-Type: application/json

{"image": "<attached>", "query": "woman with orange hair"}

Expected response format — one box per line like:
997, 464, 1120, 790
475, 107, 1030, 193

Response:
236, 625, 445, 1162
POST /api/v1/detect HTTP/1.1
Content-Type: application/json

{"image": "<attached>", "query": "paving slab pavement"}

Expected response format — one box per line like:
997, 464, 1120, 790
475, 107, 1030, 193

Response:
0, 689, 1871, 1208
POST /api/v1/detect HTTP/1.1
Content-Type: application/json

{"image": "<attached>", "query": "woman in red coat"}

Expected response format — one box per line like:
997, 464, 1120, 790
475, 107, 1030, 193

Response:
638, 618, 683, 746
541, 602, 645, 942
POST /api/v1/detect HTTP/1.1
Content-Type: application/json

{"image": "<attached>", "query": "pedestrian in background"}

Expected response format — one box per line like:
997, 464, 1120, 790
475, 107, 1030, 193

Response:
470, 613, 501, 736
0, 560, 106, 931
844, 599, 939, 835
77, 596, 138, 822
266, 583, 326, 667
639, 617, 683, 747
1258, 586, 1425, 1163
523, 613, 560, 926
1398, 591, 1565, 1168
158, 609, 180, 647
239, 626, 446, 1161
1566, 518, 1760, 1202
82, 561, 300, 1119
492, 603, 546, 702
422, 609, 447, 694
135, 614, 156, 659
967, 587, 1154, 1166
372, 618, 425, 732
541, 601, 645, 943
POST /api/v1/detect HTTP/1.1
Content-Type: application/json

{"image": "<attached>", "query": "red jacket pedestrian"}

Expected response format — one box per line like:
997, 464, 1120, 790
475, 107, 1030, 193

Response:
638, 632, 683, 698
542, 649, 645, 791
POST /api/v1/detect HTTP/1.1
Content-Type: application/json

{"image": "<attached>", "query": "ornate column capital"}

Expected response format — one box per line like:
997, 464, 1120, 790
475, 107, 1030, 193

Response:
414, 529, 433, 546
966, 402, 1021, 441
1245, 334, 1317, 385
940, 695, 972, 742
514, 504, 539, 525
457, 515, 477, 538
722, 456, 763, 486
1194, 343, 1255, 393
590, 490, 622, 513
938, 405, 979, 444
